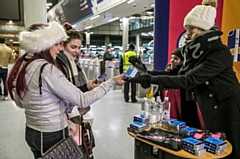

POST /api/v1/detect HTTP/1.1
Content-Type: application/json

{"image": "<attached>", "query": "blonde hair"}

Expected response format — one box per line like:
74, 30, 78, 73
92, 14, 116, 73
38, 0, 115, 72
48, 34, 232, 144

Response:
192, 28, 204, 39
201, 0, 218, 8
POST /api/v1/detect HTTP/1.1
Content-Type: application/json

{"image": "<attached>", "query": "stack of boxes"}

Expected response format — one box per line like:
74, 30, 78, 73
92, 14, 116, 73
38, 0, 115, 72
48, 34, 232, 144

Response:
182, 137, 206, 156
162, 118, 186, 133
204, 137, 228, 155
127, 114, 149, 133
180, 127, 228, 156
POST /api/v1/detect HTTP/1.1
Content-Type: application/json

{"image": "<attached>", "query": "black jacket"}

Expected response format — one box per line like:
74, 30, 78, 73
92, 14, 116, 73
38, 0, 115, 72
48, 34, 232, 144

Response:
153, 34, 240, 158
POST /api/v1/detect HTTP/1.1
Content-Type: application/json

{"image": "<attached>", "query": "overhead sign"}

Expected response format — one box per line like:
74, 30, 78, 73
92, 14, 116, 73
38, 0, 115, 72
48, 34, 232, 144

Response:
48, 0, 125, 24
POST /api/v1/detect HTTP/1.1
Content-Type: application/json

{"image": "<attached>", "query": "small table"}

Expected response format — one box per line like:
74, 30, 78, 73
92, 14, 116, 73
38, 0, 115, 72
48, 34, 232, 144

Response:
128, 131, 232, 159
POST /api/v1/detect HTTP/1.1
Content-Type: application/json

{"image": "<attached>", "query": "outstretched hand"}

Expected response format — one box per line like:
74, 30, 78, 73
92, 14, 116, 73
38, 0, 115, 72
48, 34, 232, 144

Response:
128, 74, 151, 89
113, 73, 126, 86
128, 56, 147, 74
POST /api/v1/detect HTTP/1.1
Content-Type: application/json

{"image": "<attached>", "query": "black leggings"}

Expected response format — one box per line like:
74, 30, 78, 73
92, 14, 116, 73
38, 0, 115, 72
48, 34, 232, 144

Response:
25, 126, 69, 159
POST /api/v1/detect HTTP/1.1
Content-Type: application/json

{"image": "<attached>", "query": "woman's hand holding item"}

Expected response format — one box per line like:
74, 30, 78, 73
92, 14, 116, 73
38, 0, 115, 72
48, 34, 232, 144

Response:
113, 73, 125, 86
87, 80, 100, 90
128, 74, 151, 89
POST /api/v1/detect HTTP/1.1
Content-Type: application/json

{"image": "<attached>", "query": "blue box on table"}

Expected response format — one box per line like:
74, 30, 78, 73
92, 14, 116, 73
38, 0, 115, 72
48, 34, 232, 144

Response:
181, 127, 198, 136
134, 114, 149, 125
204, 137, 227, 150
182, 137, 205, 150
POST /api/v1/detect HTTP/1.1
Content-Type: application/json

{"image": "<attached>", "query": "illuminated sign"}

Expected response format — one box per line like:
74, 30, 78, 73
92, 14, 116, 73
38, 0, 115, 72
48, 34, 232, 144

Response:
0, 25, 24, 32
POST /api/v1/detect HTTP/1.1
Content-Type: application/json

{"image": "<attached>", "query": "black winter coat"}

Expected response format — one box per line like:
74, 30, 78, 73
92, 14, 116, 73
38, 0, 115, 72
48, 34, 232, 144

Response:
155, 33, 240, 159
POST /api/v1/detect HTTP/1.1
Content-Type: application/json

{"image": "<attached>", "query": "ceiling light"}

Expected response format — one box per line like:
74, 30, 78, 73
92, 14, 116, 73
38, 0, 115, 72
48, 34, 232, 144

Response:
127, 0, 135, 4
90, 15, 100, 20
46, 3, 52, 6
108, 17, 119, 22
85, 26, 92, 29
84, 32, 94, 34
46, 6, 50, 9
146, 11, 153, 15
151, 4, 155, 7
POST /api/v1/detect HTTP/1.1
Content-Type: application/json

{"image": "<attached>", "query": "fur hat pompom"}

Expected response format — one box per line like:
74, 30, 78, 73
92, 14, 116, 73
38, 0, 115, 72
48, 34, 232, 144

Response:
184, 5, 216, 30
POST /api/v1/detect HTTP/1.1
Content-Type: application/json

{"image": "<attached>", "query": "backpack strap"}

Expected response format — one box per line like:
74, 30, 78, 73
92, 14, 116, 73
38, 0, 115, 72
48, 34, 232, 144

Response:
38, 63, 48, 95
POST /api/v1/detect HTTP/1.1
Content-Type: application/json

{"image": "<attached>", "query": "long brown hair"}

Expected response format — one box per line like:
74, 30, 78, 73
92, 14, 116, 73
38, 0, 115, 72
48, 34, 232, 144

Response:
62, 22, 83, 47
7, 24, 59, 100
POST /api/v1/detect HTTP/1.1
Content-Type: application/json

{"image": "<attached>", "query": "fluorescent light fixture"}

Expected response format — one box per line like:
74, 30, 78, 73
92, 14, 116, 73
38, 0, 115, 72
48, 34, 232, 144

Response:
151, 4, 155, 7
108, 17, 119, 22
90, 15, 100, 20
90, 45, 96, 48
46, 6, 50, 9
146, 11, 153, 15
46, 3, 52, 6
85, 32, 94, 34
85, 26, 92, 29
127, 0, 135, 4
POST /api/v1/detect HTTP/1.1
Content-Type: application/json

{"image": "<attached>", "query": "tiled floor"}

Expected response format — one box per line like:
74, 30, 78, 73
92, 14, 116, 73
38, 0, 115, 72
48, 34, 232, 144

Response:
0, 89, 142, 159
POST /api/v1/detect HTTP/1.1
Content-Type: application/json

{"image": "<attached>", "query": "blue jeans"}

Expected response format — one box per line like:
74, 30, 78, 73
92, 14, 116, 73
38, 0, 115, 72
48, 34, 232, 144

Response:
0, 68, 8, 96
25, 126, 69, 159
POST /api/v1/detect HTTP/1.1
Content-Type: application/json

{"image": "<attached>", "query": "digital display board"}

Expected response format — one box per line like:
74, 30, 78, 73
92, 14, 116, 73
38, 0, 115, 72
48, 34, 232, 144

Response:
0, 0, 21, 20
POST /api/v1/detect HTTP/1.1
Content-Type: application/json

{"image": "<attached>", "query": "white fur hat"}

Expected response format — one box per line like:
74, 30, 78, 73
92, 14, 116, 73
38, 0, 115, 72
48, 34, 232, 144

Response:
19, 21, 68, 53
184, 5, 216, 30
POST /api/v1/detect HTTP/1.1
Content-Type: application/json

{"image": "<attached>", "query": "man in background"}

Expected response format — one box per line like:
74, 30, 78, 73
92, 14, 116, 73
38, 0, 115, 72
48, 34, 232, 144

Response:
102, 46, 114, 73
120, 44, 139, 103
0, 37, 15, 100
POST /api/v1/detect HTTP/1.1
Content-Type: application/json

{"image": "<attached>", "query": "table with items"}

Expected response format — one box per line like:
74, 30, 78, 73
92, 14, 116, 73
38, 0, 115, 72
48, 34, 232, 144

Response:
128, 115, 232, 159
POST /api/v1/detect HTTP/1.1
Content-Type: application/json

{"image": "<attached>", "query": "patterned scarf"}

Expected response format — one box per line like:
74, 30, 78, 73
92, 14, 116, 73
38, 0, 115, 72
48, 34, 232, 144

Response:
179, 30, 223, 75
56, 51, 80, 87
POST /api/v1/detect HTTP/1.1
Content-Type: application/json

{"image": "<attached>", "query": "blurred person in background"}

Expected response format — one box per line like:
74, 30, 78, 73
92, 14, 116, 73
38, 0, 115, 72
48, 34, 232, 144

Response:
0, 37, 15, 100
120, 44, 139, 103
103, 46, 114, 73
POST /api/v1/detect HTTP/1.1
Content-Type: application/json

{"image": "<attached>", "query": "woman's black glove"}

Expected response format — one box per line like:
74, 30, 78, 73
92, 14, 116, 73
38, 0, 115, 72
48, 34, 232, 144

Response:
128, 75, 151, 89
128, 56, 147, 74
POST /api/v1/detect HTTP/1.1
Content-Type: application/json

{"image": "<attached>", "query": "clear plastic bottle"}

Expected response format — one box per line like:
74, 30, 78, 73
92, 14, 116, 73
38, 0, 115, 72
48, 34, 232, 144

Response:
162, 97, 171, 120
149, 97, 156, 109
141, 97, 149, 116
149, 97, 159, 128
156, 96, 163, 126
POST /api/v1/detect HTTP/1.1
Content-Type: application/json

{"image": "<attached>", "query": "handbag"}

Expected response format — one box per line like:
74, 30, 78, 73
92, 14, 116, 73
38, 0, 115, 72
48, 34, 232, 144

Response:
38, 63, 84, 159
81, 121, 95, 159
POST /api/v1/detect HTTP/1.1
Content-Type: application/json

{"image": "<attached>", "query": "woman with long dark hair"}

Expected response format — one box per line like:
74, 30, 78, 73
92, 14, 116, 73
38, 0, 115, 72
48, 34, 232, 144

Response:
7, 21, 125, 159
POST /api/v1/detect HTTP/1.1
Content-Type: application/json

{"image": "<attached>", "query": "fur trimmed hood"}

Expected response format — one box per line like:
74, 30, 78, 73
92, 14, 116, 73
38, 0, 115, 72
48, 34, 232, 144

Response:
19, 21, 68, 53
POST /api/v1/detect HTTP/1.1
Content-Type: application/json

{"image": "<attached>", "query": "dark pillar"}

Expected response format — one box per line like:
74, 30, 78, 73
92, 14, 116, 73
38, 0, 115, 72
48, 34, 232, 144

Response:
153, 0, 170, 71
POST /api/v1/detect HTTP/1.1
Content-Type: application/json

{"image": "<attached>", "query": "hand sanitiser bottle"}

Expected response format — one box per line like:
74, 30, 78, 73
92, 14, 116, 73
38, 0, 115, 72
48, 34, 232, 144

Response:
148, 97, 159, 128
141, 97, 149, 116
156, 96, 163, 126
162, 97, 171, 120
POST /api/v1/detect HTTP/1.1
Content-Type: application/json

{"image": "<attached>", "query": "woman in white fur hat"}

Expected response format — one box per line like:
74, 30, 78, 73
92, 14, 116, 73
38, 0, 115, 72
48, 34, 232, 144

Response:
6, 21, 125, 158
129, 5, 240, 159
